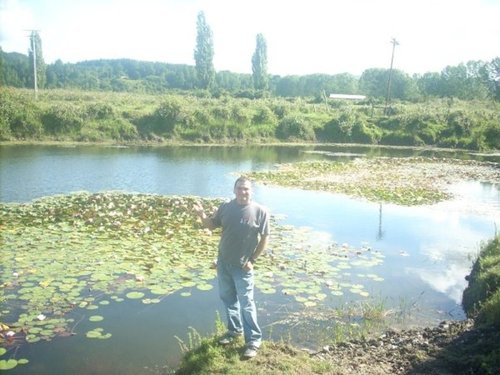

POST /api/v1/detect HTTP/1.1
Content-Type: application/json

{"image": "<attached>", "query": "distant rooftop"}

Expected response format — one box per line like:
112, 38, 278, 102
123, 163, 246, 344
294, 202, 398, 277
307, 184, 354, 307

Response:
329, 94, 366, 100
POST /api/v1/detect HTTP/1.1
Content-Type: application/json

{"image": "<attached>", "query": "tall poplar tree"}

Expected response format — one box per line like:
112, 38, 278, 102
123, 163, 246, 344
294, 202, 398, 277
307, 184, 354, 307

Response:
0, 47, 4, 86
252, 33, 268, 91
28, 31, 46, 90
194, 11, 215, 90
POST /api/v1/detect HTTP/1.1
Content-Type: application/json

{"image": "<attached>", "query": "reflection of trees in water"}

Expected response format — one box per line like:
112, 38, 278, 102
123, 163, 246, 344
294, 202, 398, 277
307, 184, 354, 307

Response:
157, 145, 309, 164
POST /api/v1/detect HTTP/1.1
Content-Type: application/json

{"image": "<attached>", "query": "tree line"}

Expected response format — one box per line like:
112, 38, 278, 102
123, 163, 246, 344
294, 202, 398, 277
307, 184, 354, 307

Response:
0, 11, 498, 101
2, 48, 498, 102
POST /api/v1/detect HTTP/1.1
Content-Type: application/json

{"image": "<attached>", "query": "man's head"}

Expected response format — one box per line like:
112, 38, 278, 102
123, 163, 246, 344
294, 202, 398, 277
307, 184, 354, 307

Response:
233, 176, 252, 205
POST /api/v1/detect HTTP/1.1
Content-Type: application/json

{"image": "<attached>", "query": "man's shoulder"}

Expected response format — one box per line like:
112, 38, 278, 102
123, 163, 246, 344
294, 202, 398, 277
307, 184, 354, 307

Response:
250, 201, 269, 214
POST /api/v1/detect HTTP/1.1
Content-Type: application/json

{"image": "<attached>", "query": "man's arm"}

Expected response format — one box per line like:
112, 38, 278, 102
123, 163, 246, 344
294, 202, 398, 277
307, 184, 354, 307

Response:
244, 234, 269, 270
192, 203, 217, 230
251, 234, 269, 262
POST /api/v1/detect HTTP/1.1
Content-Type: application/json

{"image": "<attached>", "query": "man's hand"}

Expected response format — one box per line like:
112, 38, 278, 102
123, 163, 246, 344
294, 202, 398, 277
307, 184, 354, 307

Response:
193, 202, 216, 230
243, 260, 254, 271
192, 202, 205, 219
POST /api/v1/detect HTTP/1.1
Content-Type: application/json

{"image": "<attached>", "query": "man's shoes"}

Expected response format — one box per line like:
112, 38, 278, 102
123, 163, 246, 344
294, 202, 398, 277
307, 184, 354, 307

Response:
243, 344, 259, 358
218, 332, 241, 345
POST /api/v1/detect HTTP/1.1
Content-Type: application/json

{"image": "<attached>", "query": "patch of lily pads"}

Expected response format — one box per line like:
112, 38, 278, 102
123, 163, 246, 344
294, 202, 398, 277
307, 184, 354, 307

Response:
0, 192, 385, 367
245, 157, 500, 206
0, 347, 29, 371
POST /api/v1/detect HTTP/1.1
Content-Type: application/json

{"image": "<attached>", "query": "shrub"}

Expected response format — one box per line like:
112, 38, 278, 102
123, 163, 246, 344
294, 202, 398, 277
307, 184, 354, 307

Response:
276, 115, 315, 141
462, 236, 500, 326
380, 131, 423, 146
320, 110, 359, 142
351, 120, 382, 144
148, 96, 185, 135
482, 121, 500, 150
444, 110, 474, 138
85, 102, 115, 120
42, 103, 84, 135
252, 106, 277, 126
231, 105, 252, 125
0, 88, 43, 139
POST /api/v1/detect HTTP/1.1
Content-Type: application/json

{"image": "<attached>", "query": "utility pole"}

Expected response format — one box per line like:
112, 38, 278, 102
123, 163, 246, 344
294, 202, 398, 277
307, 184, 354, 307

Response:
27, 30, 40, 99
384, 37, 399, 115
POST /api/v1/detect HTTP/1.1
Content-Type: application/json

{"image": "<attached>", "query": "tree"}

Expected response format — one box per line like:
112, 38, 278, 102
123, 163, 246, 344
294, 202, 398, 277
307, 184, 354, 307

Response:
416, 72, 442, 98
486, 57, 500, 101
193, 11, 215, 90
0, 47, 4, 85
252, 33, 268, 91
440, 62, 490, 100
28, 31, 46, 90
359, 68, 417, 100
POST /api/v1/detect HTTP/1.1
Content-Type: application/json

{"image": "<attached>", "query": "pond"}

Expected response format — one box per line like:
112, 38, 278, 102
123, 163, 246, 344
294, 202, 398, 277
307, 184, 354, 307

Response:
1, 144, 499, 374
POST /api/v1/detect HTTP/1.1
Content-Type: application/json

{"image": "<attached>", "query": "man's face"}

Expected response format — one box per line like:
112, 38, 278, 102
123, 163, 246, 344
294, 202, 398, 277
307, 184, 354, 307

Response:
234, 180, 252, 205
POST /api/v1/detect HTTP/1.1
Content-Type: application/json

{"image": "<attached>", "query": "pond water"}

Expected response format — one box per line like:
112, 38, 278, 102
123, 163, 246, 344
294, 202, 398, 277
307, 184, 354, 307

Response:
1, 144, 499, 374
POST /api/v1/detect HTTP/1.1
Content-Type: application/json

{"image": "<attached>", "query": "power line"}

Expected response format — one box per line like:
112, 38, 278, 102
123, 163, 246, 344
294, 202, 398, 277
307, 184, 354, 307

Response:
25, 30, 40, 99
384, 37, 399, 114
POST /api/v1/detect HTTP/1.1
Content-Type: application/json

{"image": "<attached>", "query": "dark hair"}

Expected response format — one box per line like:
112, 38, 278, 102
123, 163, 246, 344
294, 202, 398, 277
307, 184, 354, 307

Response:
234, 176, 252, 189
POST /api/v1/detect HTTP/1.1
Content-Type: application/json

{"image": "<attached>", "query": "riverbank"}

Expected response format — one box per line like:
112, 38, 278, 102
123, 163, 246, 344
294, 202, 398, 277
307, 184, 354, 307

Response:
169, 319, 499, 374
1, 88, 499, 150
172, 233, 500, 374
170, 157, 500, 374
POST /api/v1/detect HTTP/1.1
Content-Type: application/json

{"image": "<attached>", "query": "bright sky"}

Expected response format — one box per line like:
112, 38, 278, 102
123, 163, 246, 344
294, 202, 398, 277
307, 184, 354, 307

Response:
1, 0, 499, 76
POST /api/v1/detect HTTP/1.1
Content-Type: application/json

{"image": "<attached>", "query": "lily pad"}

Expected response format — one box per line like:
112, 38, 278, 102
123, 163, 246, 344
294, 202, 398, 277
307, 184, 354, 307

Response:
196, 284, 213, 291
126, 292, 145, 299
0, 359, 17, 370
89, 315, 104, 322
0, 191, 390, 369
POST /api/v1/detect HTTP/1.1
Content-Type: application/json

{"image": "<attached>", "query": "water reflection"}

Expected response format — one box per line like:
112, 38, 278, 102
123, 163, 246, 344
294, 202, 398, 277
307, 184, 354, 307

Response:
1, 144, 499, 373
377, 203, 385, 240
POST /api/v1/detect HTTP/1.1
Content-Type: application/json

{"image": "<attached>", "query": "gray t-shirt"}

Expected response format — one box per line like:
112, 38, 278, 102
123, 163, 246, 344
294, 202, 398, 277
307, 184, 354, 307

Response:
212, 199, 270, 266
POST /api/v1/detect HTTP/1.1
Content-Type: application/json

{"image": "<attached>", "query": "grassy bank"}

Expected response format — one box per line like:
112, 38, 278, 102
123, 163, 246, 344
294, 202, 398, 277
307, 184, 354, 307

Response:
1, 88, 499, 150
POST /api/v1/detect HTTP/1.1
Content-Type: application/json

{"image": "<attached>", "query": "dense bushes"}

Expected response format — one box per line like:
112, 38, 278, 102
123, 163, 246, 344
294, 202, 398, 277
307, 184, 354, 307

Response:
462, 235, 500, 326
42, 104, 84, 135
0, 88, 43, 140
1, 88, 499, 150
276, 116, 315, 141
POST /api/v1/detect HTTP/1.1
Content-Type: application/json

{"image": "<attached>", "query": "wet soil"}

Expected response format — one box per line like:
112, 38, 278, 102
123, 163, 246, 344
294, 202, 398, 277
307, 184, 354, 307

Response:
310, 319, 500, 374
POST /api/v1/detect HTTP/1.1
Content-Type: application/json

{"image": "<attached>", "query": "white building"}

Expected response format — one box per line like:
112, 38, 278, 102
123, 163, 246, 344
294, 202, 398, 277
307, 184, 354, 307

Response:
329, 94, 366, 100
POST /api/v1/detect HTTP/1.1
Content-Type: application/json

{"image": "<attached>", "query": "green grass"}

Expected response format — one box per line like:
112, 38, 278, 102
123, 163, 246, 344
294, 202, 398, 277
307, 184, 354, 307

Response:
174, 335, 334, 375
462, 235, 500, 326
1, 87, 499, 150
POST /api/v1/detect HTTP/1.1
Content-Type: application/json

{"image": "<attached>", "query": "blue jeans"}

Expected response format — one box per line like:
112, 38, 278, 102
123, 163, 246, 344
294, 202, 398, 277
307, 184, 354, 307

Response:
217, 261, 262, 347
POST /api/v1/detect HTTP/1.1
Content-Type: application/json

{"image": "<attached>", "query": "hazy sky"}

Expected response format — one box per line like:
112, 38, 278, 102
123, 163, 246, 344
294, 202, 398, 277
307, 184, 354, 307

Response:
1, 0, 499, 76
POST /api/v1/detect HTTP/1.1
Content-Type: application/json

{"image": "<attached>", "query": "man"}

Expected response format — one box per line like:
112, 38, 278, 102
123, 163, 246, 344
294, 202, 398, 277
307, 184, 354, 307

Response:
193, 176, 270, 358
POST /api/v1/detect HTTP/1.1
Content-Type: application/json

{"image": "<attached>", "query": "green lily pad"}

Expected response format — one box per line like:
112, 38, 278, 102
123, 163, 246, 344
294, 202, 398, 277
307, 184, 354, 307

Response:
0, 190, 390, 369
86, 330, 101, 339
0, 359, 17, 370
89, 315, 104, 322
126, 292, 145, 299
196, 284, 213, 291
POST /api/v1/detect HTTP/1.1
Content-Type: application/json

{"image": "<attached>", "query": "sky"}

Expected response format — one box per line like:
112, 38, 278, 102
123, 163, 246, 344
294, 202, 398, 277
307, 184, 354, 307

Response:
0, 0, 499, 77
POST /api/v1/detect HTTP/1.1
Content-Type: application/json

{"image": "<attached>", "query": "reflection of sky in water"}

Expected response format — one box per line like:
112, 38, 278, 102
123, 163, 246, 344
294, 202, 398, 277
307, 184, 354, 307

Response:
255, 182, 499, 316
